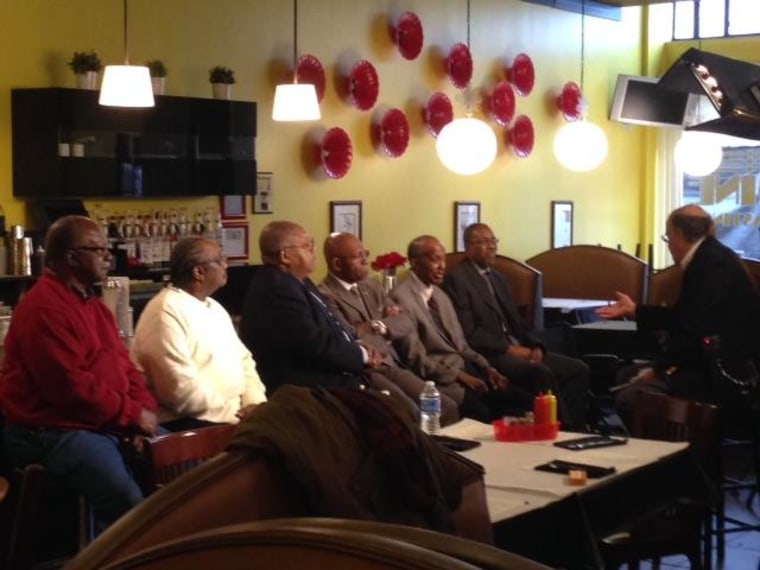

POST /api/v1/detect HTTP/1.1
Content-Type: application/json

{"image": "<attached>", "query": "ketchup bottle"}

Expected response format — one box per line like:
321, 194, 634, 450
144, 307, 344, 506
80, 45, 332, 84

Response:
533, 393, 549, 425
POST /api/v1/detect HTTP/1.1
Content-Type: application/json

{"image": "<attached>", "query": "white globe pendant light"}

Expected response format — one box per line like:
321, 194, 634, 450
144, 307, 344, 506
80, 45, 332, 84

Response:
436, 117, 497, 176
553, 119, 608, 172
674, 131, 723, 177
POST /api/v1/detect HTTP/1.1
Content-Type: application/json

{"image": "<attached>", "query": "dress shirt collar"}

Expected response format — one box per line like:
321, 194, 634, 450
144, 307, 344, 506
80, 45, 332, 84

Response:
680, 237, 705, 269
468, 257, 490, 277
409, 272, 434, 303
330, 273, 357, 292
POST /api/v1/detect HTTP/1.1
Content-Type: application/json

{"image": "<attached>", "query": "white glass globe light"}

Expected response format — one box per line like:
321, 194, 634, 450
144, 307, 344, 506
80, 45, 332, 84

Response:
436, 117, 497, 176
674, 131, 723, 177
553, 120, 608, 172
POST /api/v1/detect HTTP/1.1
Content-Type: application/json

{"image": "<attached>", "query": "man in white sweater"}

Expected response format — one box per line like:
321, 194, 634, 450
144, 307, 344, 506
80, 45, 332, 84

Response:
131, 236, 266, 431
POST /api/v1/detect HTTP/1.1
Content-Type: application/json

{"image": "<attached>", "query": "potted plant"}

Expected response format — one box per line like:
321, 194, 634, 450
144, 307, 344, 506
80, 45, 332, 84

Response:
68, 50, 102, 90
209, 65, 235, 99
146, 59, 168, 96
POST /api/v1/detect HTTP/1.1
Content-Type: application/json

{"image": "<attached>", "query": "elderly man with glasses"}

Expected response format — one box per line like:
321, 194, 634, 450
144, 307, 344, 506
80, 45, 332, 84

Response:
0, 215, 158, 534
241, 221, 384, 394
443, 223, 590, 430
131, 236, 267, 432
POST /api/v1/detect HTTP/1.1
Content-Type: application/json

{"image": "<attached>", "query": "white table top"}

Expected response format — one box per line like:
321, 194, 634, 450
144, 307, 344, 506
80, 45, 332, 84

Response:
543, 298, 610, 312
441, 419, 687, 522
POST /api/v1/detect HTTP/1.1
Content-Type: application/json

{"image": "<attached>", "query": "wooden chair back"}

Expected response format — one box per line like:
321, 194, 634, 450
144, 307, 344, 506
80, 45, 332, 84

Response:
742, 257, 760, 291
101, 519, 497, 570
647, 264, 683, 307
445, 252, 544, 330
144, 424, 237, 490
526, 245, 649, 304
633, 392, 720, 453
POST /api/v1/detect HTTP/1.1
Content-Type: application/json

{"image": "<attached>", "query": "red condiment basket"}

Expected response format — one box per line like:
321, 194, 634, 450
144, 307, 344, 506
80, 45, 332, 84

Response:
492, 419, 560, 442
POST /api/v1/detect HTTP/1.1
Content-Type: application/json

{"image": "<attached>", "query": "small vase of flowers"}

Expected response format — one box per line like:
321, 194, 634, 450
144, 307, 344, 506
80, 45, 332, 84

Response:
371, 251, 407, 292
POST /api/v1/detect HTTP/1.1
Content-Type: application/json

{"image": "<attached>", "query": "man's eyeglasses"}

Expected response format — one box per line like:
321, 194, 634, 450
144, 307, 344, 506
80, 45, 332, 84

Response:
203, 256, 227, 266
660, 234, 671, 244
282, 242, 315, 253
469, 238, 500, 247
340, 249, 370, 260
71, 246, 110, 257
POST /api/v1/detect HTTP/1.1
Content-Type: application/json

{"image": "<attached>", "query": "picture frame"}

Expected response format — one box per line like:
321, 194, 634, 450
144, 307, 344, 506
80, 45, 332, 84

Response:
454, 201, 481, 252
551, 200, 574, 248
253, 171, 273, 214
219, 195, 246, 219
329, 201, 362, 239
220, 221, 249, 261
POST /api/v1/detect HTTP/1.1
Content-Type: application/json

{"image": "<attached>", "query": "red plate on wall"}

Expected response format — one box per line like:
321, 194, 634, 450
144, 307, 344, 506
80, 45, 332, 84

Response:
424, 92, 453, 137
349, 60, 380, 111
446, 42, 473, 89
391, 11, 424, 60
379, 108, 410, 157
557, 81, 584, 121
508, 53, 535, 96
508, 115, 535, 158
321, 127, 353, 179
296, 54, 326, 102
490, 81, 516, 126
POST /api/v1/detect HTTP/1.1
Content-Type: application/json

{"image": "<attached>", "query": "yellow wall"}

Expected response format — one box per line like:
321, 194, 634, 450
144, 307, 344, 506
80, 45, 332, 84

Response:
0, 0, 647, 277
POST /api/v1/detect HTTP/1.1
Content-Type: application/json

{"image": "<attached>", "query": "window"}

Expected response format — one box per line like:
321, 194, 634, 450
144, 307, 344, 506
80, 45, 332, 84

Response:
673, 0, 760, 39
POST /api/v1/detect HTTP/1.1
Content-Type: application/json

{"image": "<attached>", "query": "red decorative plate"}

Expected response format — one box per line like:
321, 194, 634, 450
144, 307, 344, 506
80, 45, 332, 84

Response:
446, 43, 473, 89
557, 81, 584, 121
321, 127, 353, 179
379, 108, 410, 158
508, 115, 535, 158
296, 54, 326, 102
508, 53, 535, 96
424, 92, 453, 137
391, 11, 424, 61
349, 60, 379, 111
490, 81, 516, 126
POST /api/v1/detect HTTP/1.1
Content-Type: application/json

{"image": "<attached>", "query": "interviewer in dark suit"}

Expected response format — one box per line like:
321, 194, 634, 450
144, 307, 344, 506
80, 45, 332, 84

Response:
443, 223, 590, 428
391, 235, 532, 423
598, 205, 760, 417
318, 232, 459, 425
240, 221, 382, 394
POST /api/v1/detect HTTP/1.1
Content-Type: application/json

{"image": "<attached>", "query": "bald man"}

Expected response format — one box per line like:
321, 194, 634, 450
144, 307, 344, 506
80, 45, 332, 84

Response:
598, 205, 760, 416
319, 233, 459, 426
240, 221, 382, 394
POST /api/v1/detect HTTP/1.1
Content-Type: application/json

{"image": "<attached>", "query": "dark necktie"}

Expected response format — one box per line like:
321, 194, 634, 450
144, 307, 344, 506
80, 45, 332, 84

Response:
428, 295, 455, 346
305, 282, 355, 342
351, 285, 373, 320
484, 270, 516, 341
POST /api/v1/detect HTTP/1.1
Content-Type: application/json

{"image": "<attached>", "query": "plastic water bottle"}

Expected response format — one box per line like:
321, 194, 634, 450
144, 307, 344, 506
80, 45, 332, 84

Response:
420, 381, 442, 435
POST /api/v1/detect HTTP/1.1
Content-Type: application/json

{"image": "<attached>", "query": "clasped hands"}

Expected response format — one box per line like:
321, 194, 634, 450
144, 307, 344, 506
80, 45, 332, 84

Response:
457, 366, 508, 395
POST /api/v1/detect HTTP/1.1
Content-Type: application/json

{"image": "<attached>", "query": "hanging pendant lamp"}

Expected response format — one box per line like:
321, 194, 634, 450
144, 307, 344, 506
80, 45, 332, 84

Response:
99, 0, 154, 108
553, 0, 607, 172
272, 0, 321, 121
436, 0, 496, 176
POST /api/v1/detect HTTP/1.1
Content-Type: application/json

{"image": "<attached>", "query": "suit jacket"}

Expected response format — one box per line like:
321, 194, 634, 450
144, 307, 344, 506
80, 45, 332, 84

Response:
637, 236, 760, 370
443, 258, 541, 357
390, 273, 489, 389
318, 274, 413, 364
240, 265, 365, 393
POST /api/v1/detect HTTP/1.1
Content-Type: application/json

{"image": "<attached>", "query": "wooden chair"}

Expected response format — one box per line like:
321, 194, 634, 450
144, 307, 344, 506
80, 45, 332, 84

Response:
600, 392, 720, 569
445, 252, 544, 330
526, 245, 650, 305
648, 264, 683, 307
99, 519, 522, 570
741, 257, 760, 291
143, 424, 237, 491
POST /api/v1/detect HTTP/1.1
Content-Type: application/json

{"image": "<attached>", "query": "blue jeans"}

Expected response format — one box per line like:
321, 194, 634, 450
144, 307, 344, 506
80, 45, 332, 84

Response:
3, 425, 144, 534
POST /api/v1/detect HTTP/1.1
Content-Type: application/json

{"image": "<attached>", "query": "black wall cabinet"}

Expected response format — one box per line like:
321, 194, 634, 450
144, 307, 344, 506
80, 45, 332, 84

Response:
11, 88, 257, 198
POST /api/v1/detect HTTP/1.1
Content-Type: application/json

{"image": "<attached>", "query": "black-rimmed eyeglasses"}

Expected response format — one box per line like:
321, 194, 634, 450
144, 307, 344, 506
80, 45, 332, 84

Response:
71, 246, 110, 257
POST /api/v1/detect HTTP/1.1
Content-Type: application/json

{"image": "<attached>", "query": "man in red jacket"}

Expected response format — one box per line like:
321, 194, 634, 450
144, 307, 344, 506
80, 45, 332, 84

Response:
0, 215, 158, 533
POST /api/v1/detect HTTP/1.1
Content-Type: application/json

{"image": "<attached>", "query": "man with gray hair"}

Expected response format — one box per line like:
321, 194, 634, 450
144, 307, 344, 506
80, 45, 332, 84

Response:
598, 204, 760, 416
131, 236, 266, 432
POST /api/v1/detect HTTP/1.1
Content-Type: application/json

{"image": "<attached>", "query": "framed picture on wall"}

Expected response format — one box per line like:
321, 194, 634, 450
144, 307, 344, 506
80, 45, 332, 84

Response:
551, 200, 573, 248
329, 201, 362, 239
454, 201, 481, 252
253, 172, 273, 214
220, 221, 249, 261
220, 195, 246, 219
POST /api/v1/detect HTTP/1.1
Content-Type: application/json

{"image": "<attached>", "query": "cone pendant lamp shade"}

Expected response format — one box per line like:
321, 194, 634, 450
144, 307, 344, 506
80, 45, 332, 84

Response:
272, 83, 321, 121
99, 65, 154, 107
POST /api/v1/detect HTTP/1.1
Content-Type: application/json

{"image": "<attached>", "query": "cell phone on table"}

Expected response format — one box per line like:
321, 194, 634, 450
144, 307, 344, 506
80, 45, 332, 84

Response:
430, 434, 481, 452
534, 459, 616, 479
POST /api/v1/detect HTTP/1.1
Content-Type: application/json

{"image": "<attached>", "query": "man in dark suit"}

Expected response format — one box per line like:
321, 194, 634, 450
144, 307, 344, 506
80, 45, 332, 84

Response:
318, 232, 459, 425
240, 221, 382, 394
598, 205, 760, 417
443, 223, 590, 428
391, 235, 533, 423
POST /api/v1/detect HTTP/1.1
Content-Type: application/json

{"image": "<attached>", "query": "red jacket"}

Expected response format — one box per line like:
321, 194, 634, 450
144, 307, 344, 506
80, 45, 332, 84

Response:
0, 273, 157, 431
